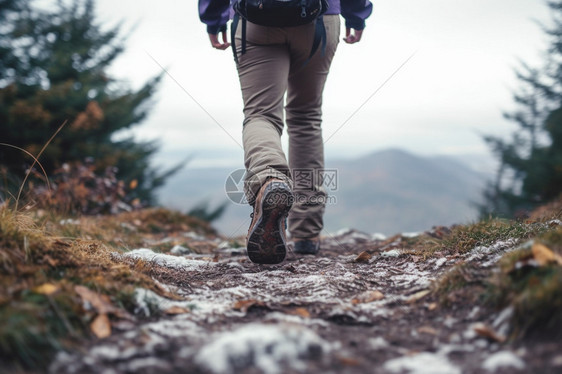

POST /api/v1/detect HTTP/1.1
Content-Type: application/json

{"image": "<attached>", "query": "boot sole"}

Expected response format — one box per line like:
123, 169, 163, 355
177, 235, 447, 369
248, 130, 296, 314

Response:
247, 183, 293, 264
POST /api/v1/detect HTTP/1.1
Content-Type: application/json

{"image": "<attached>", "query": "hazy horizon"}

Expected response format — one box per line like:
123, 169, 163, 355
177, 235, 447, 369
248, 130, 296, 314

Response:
82, 0, 551, 174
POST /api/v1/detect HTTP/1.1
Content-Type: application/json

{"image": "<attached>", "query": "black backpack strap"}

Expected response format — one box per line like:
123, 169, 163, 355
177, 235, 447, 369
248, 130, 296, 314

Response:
230, 13, 247, 64
241, 17, 247, 55
304, 16, 326, 66
231, 13, 240, 63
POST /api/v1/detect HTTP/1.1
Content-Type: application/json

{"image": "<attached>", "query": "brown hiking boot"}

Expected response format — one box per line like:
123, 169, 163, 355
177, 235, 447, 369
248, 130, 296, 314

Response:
246, 179, 293, 264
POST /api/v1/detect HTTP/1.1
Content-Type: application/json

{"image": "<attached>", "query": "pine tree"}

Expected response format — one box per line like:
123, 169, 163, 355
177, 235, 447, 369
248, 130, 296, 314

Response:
0, 0, 175, 206
481, 1, 562, 217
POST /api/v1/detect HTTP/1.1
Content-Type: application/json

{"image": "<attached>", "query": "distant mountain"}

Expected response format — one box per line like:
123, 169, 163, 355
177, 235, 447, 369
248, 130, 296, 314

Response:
325, 149, 486, 235
157, 148, 488, 237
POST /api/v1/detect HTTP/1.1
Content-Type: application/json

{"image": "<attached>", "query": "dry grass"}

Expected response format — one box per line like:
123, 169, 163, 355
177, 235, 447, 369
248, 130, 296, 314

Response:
428, 196, 562, 339
0, 202, 215, 371
484, 226, 562, 338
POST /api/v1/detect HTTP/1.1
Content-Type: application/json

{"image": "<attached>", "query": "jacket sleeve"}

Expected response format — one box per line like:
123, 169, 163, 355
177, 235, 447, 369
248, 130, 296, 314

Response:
340, 0, 373, 30
199, 0, 231, 34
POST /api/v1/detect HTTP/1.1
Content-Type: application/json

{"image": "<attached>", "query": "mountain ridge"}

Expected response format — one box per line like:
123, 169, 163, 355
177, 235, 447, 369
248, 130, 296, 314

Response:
157, 148, 487, 236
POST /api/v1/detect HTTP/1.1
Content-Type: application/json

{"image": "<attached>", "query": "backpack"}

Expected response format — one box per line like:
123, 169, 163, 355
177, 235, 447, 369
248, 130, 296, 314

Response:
231, 0, 329, 64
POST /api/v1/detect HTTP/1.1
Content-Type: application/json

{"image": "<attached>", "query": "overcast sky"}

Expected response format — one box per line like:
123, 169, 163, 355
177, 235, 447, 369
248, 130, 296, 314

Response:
91, 0, 551, 171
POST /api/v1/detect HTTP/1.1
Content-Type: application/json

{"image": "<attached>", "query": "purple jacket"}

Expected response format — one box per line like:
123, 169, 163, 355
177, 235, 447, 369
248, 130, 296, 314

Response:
199, 0, 373, 34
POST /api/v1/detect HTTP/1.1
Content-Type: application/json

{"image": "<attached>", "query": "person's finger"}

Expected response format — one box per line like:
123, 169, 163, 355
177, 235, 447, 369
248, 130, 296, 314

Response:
343, 27, 351, 42
353, 29, 363, 43
221, 30, 231, 46
344, 29, 363, 44
208, 33, 230, 50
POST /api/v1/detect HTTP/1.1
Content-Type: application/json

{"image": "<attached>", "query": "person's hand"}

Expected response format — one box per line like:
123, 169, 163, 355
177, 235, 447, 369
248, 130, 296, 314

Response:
208, 31, 230, 50
343, 28, 363, 44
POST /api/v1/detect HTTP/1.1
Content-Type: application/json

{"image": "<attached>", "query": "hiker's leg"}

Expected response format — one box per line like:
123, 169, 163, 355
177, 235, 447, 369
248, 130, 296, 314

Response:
236, 23, 293, 205
285, 15, 340, 238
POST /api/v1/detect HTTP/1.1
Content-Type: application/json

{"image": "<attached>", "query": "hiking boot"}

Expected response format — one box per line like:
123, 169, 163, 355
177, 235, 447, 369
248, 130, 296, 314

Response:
293, 237, 321, 255
246, 179, 293, 264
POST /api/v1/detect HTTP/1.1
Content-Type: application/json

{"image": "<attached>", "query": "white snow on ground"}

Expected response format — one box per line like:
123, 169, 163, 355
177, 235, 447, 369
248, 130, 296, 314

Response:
195, 323, 330, 374
372, 233, 387, 240
492, 306, 514, 338
122, 248, 217, 271
368, 337, 389, 350
390, 262, 433, 288
465, 239, 519, 265
122, 246, 437, 325
434, 257, 448, 269
134, 288, 195, 317
383, 352, 461, 374
402, 232, 421, 238
170, 244, 192, 255
264, 312, 329, 327
482, 351, 526, 371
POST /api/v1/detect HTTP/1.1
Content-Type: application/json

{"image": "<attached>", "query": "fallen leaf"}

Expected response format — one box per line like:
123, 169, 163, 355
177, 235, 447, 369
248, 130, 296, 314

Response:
473, 322, 506, 343
417, 326, 438, 335
34, 283, 59, 295
75, 285, 115, 314
338, 356, 360, 366
354, 251, 372, 263
164, 306, 191, 315
411, 255, 422, 263
532, 243, 562, 266
233, 299, 265, 313
91, 314, 111, 339
288, 307, 310, 318
352, 290, 384, 305
407, 289, 431, 303
427, 302, 438, 311
44, 256, 59, 267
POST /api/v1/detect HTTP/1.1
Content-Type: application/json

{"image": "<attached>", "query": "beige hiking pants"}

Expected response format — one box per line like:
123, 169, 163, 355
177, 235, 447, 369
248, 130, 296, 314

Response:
235, 15, 340, 239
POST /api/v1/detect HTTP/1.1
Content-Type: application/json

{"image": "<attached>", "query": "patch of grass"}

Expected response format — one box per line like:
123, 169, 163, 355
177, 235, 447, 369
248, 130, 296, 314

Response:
406, 219, 551, 260
429, 196, 562, 339
0, 203, 206, 370
484, 226, 562, 338
432, 262, 486, 306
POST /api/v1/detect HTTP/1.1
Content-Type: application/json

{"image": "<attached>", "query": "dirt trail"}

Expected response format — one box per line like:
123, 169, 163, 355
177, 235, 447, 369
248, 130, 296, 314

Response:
49, 229, 561, 374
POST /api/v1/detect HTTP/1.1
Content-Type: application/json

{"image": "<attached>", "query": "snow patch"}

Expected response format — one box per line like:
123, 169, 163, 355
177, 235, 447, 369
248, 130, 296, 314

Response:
123, 248, 214, 271
126, 357, 171, 372
371, 233, 387, 241
195, 323, 330, 374
466, 239, 518, 264
402, 232, 421, 238
134, 288, 193, 317
434, 257, 447, 269
170, 245, 192, 255
381, 249, 401, 257
482, 351, 526, 371
264, 312, 329, 327
492, 306, 514, 337
369, 337, 389, 350
383, 352, 461, 374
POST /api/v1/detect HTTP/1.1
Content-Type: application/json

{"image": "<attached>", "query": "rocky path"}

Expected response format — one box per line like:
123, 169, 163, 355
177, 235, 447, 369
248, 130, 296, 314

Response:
50, 230, 561, 374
